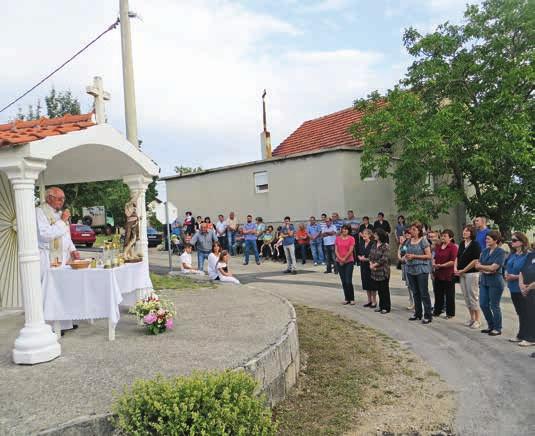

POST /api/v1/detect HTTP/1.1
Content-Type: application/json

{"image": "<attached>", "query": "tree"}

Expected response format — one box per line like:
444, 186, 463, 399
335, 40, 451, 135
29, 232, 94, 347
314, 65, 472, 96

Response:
174, 165, 203, 175
351, 0, 534, 236
45, 87, 81, 118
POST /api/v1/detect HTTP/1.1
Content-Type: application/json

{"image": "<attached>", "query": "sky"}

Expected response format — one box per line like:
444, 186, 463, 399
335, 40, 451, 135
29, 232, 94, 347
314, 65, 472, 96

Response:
0, 0, 479, 197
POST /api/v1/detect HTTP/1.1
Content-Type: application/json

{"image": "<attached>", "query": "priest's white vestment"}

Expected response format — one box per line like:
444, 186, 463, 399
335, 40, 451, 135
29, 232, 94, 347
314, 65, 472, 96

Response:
36, 203, 76, 330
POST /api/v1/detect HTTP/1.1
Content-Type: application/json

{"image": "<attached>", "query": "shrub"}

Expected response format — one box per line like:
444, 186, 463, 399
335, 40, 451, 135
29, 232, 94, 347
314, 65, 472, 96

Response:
112, 371, 277, 435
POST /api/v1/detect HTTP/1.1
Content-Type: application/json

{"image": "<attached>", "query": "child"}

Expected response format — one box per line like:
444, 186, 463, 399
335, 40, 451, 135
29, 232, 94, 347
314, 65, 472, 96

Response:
179, 244, 204, 275
273, 229, 285, 261
216, 250, 240, 284
260, 225, 275, 259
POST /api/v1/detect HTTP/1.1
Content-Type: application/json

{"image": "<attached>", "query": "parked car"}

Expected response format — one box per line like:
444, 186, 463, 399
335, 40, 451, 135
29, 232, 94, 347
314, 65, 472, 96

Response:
147, 227, 163, 247
70, 224, 96, 247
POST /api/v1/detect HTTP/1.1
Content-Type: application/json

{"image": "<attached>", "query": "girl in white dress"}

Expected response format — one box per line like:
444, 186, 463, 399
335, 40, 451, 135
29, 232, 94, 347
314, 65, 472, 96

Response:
217, 251, 240, 284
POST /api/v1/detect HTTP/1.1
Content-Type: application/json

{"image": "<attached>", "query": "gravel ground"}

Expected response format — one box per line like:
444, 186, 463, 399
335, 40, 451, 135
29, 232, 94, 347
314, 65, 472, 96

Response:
0, 285, 292, 435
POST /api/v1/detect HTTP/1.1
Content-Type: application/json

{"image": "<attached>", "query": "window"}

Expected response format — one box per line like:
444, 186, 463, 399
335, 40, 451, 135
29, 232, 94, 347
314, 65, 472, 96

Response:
254, 171, 269, 193
363, 170, 379, 181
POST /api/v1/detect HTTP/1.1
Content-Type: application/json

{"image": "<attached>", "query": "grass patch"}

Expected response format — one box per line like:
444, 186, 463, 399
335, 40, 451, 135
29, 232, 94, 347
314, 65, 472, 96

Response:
274, 306, 389, 435
273, 305, 455, 436
150, 272, 207, 290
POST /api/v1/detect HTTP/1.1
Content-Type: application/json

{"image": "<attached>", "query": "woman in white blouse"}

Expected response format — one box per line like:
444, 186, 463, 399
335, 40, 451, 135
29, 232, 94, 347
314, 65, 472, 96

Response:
207, 242, 222, 280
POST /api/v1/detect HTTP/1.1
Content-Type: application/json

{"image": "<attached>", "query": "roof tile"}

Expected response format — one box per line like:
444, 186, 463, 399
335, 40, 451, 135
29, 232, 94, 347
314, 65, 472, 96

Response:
272, 107, 365, 157
0, 113, 95, 147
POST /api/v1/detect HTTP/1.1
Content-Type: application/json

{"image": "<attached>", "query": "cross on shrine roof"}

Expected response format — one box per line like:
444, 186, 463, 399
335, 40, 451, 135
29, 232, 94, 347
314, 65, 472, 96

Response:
0, 113, 95, 147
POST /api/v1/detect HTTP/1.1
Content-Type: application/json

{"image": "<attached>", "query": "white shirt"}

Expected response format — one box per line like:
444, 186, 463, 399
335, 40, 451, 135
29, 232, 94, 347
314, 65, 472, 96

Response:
215, 220, 227, 236
207, 253, 219, 279
179, 252, 193, 271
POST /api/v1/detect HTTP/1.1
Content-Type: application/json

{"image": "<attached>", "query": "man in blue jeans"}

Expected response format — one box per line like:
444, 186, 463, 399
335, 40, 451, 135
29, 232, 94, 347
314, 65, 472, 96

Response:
307, 216, 324, 265
243, 214, 260, 265
190, 223, 217, 271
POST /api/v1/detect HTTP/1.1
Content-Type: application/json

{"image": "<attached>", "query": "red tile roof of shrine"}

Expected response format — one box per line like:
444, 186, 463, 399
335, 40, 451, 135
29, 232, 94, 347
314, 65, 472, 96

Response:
0, 113, 95, 147
272, 107, 364, 157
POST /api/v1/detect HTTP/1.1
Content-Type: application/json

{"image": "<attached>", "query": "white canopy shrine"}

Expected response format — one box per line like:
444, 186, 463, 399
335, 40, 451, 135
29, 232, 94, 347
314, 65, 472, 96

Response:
0, 97, 159, 364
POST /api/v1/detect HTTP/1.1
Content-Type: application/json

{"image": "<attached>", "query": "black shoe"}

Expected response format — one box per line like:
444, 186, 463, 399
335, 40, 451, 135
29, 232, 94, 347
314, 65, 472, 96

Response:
481, 329, 492, 334
531, 352, 535, 358
409, 316, 422, 321
256, 261, 261, 265
284, 270, 292, 274
488, 330, 502, 336
60, 330, 66, 336
292, 270, 297, 275
370, 304, 377, 309
422, 318, 432, 325
302, 261, 306, 264
363, 302, 372, 307
72, 324, 79, 330
324, 270, 331, 274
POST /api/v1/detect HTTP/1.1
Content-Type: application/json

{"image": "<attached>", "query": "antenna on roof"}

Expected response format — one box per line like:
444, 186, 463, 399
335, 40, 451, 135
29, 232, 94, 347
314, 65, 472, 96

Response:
260, 89, 272, 160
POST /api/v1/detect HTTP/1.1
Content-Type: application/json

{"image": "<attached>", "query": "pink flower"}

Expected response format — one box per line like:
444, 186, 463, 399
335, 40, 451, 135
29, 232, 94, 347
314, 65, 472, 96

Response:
144, 313, 157, 325
165, 318, 174, 329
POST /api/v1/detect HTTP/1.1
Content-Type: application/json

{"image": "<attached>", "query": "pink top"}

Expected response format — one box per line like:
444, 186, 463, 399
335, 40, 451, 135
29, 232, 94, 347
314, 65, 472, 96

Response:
335, 235, 355, 264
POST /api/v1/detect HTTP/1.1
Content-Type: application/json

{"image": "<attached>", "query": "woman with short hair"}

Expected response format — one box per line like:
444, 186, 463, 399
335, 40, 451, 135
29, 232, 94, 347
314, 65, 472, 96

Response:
369, 228, 391, 314
398, 228, 414, 310
433, 229, 458, 319
505, 232, 529, 344
454, 225, 482, 329
359, 228, 377, 308
476, 230, 507, 336
404, 222, 433, 324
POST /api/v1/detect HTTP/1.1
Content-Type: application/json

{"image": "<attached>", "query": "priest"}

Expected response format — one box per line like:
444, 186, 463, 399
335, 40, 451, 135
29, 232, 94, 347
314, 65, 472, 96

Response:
36, 186, 80, 333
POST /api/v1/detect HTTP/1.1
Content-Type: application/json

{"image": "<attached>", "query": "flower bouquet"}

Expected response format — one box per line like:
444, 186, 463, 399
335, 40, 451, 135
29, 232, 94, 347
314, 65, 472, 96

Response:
129, 293, 175, 335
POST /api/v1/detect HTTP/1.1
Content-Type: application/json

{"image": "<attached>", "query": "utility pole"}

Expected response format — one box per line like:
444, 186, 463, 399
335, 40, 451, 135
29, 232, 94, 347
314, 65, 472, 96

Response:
119, 0, 139, 147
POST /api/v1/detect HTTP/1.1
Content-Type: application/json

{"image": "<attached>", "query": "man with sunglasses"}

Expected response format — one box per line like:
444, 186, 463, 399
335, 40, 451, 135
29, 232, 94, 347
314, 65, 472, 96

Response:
36, 187, 80, 334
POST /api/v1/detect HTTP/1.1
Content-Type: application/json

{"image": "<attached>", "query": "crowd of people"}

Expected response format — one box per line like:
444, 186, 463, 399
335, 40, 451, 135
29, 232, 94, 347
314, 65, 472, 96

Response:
170, 210, 535, 352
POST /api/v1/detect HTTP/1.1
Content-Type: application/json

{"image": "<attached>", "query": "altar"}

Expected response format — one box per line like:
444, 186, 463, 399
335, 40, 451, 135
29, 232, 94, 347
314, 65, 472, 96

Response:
0, 76, 160, 364
43, 262, 152, 341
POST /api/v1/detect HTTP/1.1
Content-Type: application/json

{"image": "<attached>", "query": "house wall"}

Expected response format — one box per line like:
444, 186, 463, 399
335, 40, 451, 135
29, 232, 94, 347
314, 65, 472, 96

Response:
166, 151, 349, 224
165, 149, 465, 235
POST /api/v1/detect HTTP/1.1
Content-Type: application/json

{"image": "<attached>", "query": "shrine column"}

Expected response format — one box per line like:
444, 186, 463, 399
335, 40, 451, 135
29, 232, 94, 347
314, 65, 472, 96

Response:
123, 175, 152, 261
5, 159, 61, 364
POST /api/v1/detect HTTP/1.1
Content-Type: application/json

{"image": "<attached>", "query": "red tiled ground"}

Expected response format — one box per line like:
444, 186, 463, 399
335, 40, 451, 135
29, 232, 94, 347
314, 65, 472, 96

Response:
272, 107, 365, 157
0, 113, 95, 147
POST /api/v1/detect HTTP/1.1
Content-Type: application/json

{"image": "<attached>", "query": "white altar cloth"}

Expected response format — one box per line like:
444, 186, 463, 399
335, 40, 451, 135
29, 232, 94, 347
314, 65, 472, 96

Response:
43, 262, 152, 339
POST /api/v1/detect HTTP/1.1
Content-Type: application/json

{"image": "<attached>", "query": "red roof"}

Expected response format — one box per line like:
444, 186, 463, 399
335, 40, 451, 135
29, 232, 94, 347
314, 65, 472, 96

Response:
0, 113, 95, 147
272, 107, 364, 157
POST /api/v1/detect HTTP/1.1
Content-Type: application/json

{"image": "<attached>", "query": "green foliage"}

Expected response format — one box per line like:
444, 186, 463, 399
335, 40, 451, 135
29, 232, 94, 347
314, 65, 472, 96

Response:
112, 371, 277, 436
45, 87, 81, 117
174, 165, 203, 175
61, 178, 158, 228
351, 0, 535, 235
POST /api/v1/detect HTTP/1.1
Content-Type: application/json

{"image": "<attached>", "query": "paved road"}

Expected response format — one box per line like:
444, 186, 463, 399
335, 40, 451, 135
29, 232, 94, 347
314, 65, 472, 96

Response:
150, 251, 534, 435
235, 263, 535, 436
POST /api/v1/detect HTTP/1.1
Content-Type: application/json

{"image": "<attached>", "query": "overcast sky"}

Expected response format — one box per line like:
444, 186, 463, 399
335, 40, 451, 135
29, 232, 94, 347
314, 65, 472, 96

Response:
1, 0, 478, 184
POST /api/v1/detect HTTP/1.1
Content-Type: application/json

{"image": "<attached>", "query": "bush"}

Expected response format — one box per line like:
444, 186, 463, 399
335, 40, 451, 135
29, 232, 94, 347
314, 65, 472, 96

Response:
112, 371, 277, 435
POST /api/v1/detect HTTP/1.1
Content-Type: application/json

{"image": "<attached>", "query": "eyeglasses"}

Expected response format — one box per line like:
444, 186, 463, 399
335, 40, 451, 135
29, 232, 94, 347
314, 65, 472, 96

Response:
511, 238, 519, 242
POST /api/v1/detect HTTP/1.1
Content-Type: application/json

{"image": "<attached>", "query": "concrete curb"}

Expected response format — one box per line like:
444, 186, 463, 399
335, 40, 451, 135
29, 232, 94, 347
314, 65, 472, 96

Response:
235, 285, 299, 407
36, 285, 299, 435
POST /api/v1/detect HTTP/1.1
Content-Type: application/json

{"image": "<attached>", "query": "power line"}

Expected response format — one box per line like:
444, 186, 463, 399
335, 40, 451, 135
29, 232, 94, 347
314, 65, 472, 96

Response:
0, 18, 120, 116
